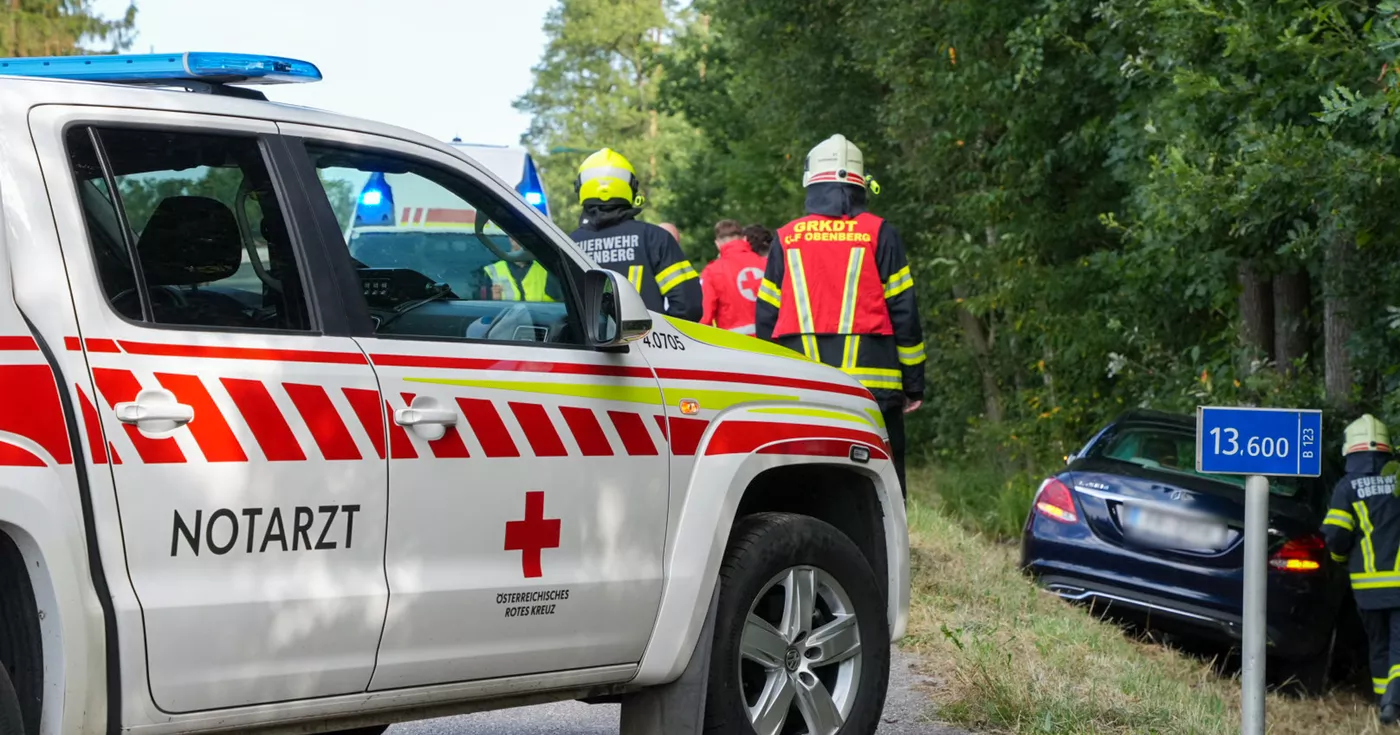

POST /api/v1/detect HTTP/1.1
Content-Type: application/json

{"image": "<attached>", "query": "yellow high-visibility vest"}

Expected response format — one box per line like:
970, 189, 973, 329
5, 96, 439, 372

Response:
485, 261, 554, 302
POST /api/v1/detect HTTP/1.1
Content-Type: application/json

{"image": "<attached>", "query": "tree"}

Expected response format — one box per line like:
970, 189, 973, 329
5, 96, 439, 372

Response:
515, 0, 699, 236
0, 0, 136, 57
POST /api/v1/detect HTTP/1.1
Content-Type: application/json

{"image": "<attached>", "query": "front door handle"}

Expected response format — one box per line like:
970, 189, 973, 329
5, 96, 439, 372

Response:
394, 396, 458, 441
114, 389, 194, 434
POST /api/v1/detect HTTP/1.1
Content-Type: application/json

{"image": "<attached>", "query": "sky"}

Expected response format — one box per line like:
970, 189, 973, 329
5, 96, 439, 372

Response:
89, 0, 554, 146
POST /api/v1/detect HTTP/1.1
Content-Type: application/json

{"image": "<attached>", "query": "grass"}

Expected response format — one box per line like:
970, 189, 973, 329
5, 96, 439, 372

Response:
899, 465, 1382, 734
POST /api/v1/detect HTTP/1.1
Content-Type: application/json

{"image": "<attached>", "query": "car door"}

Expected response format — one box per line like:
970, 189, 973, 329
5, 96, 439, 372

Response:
28, 108, 390, 712
279, 125, 671, 689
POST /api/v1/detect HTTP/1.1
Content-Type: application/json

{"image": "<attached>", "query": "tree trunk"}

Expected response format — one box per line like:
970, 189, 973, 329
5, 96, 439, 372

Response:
953, 283, 1003, 423
1237, 260, 1273, 370
1324, 235, 1356, 408
1272, 267, 1310, 374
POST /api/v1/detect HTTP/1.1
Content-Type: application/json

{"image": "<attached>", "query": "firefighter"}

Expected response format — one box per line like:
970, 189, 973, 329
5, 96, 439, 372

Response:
1323, 414, 1400, 724
755, 134, 926, 495
569, 149, 702, 320
700, 219, 767, 334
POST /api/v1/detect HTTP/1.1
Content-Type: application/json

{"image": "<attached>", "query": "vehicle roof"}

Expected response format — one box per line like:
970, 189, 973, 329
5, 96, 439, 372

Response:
0, 76, 504, 185
1112, 408, 1194, 430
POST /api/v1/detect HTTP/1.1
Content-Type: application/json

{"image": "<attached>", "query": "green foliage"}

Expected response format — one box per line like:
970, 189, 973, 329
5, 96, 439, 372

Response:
0, 0, 136, 57
514, 0, 701, 236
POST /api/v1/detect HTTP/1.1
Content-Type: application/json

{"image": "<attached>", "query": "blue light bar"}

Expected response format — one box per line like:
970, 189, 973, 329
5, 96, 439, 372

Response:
0, 52, 321, 85
516, 154, 549, 216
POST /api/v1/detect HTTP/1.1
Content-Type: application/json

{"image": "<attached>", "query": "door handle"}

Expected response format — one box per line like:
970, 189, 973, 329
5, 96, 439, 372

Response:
113, 389, 194, 433
394, 396, 458, 442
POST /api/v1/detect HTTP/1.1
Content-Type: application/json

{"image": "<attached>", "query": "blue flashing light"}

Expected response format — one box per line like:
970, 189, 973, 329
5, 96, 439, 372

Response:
516, 154, 550, 216
354, 172, 395, 227
0, 52, 322, 86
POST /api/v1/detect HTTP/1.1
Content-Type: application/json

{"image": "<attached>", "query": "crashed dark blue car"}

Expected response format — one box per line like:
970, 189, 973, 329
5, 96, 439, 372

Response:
1020, 409, 1359, 692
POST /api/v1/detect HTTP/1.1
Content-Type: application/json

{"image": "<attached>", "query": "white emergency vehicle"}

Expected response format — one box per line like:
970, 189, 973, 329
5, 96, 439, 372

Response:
0, 52, 908, 735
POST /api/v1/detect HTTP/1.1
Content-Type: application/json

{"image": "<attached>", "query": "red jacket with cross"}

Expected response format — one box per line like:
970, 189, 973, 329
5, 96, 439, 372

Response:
700, 239, 767, 334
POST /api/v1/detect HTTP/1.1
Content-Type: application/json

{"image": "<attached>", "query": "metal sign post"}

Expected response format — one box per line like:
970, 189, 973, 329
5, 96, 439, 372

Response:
1196, 406, 1323, 735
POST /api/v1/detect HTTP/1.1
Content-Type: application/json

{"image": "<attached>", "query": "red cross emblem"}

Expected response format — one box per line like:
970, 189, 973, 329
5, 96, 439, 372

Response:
737, 267, 764, 302
504, 491, 561, 578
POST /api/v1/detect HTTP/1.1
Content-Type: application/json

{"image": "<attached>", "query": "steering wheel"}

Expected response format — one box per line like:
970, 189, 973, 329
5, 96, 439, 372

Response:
111, 285, 186, 316
475, 215, 534, 264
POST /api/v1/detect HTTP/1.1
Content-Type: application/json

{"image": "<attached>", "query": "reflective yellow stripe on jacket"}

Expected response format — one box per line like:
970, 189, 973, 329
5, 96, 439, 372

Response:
1356, 501, 1377, 573
1324, 508, 1354, 531
627, 265, 645, 294
836, 247, 865, 333
842, 366, 902, 392
758, 278, 782, 308
884, 265, 913, 299
655, 260, 698, 294
898, 342, 926, 366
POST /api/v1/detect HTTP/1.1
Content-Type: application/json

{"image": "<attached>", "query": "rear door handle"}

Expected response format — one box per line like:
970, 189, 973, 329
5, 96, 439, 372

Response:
113, 389, 194, 433
394, 396, 458, 441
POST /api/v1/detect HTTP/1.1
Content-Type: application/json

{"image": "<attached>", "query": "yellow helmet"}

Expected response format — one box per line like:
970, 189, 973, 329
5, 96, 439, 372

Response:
1344, 414, 1392, 456
575, 148, 641, 206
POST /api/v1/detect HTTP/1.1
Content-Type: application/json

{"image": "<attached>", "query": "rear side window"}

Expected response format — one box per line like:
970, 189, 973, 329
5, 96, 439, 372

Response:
65, 127, 311, 332
1093, 424, 1306, 498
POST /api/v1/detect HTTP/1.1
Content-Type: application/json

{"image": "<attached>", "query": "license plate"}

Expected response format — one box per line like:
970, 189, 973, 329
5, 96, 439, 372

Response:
1123, 505, 1229, 550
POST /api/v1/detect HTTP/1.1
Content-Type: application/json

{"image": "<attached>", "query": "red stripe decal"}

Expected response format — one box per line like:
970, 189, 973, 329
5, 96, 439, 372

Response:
342, 388, 387, 460
757, 438, 889, 461
457, 398, 519, 458
64, 337, 82, 352
222, 378, 306, 462
560, 407, 612, 457
117, 342, 366, 365
653, 414, 668, 439
154, 373, 247, 462
609, 411, 657, 456
510, 402, 567, 457
385, 400, 419, 459
667, 417, 709, 456
75, 385, 108, 464
370, 353, 652, 379
86, 338, 120, 353
0, 336, 37, 351
92, 368, 185, 464
705, 421, 885, 456
284, 384, 361, 461
109, 443, 122, 464
0, 441, 45, 467
0, 365, 72, 465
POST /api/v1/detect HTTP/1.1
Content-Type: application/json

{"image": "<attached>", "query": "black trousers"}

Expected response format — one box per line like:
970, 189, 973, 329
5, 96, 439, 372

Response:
881, 404, 907, 499
1361, 607, 1400, 705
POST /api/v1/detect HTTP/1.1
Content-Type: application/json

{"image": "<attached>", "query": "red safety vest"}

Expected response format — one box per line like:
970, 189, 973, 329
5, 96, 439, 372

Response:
772, 212, 892, 337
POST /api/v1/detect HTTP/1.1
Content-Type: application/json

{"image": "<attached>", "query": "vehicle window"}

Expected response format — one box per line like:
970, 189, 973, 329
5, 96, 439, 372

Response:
65, 127, 310, 331
1093, 425, 1304, 498
305, 143, 582, 346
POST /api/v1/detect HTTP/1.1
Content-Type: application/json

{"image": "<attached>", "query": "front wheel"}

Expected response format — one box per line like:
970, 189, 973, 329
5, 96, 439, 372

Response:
0, 663, 22, 735
704, 513, 890, 735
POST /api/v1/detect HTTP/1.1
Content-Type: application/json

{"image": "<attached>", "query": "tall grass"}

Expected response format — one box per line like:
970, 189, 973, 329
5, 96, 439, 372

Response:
929, 463, 1043, 540
900, 466, 1381, 734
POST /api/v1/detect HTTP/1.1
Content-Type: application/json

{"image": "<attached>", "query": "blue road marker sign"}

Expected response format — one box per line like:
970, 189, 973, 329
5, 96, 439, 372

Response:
1196, 406, 1323, 477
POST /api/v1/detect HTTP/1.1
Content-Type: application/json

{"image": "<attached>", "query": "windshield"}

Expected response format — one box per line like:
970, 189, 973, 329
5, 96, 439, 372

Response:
1090, 425, 1304, 498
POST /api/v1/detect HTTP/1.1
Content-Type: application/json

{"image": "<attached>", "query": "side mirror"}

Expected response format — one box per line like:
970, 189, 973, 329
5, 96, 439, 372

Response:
583, 268, 652, 347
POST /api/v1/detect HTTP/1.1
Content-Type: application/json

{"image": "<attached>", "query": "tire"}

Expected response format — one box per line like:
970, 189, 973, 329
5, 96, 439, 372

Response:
704, 512, 890, 735
1275, 627, 1336, 697
0, 663, 23, 735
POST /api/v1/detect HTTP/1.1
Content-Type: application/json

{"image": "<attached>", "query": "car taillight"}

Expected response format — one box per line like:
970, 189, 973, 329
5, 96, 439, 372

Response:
1269, 534, 1325, 572
1033, 478, 1078, 524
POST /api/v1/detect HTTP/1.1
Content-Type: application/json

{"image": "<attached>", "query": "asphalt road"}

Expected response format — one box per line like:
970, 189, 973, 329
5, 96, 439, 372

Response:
390, 647, 967, 735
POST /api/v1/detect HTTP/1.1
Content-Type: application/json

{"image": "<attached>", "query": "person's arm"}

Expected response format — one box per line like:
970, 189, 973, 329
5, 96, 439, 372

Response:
1322, 480, 1357, 563
755, 241, 785, 340
651, 229, 702, 321
875, 222, 925, 409
700, 262, 720, 326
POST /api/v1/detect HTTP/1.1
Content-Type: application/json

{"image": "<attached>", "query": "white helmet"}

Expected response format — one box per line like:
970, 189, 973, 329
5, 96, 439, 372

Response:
803, 134, 868, 188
